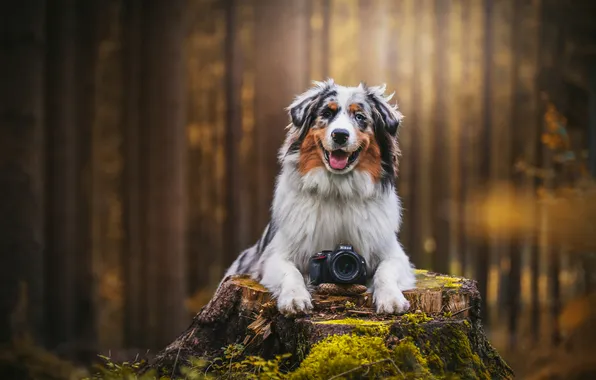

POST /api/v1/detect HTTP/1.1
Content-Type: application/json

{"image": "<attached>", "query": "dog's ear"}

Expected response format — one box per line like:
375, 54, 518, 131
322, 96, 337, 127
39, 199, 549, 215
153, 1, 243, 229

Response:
287, 79, 334, 130
366, 84, 403, 137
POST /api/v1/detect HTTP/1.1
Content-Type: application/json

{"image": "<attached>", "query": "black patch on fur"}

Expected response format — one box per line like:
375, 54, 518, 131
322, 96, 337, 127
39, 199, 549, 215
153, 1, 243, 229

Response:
258, 221, 277, 256
255, 236, 263, 256
369, 95, 400, 189
290, 97, 312, 128
374, 121, 397, 189
255, 224, 267, 255
368, 94, 401, 136
286, 88, 337, 155
236, 249, 250, 272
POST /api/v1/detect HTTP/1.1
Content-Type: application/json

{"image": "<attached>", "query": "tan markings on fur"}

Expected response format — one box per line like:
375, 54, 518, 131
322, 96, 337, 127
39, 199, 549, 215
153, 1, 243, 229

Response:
349, 103, 362, 114
327, 101, 338, 111
355, 129, 382, 182
299, 128, 326, 174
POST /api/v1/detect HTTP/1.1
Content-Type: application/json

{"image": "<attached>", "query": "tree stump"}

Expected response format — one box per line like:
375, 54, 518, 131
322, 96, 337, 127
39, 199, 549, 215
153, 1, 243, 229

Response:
144, 270, 513, 379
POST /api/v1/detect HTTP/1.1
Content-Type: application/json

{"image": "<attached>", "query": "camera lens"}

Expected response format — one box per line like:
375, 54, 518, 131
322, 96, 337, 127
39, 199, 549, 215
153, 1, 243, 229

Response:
330, 251, 361, 283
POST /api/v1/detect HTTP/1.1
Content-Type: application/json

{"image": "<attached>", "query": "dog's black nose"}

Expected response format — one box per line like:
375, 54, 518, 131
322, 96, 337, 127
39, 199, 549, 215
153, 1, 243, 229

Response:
331, 129, 349, 145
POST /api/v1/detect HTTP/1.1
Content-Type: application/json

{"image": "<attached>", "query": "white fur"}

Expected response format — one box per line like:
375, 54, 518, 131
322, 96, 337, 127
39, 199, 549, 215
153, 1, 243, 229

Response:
326, 112, 358, 148
255, 163, 415, 314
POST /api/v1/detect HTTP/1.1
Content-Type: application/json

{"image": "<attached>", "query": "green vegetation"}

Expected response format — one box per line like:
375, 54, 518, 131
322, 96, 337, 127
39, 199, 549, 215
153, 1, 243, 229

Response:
4, 312, 508, 380
401, 312, 433, 325
0, 338, 88, 380
289, 334, 392, 380
84, 318, 507, 380
414, 272, 464, 290
315, 317, 391, 336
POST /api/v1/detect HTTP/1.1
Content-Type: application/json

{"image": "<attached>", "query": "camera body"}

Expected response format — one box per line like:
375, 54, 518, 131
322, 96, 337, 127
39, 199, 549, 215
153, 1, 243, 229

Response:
309, 244, 367, 285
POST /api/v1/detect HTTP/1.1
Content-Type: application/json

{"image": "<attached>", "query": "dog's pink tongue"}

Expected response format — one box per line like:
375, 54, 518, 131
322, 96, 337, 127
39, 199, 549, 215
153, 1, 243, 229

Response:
329, 150, 349, 170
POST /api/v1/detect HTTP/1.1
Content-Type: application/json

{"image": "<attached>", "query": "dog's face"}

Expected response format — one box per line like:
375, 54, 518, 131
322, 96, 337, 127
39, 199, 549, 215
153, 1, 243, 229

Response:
283, 79, 403, 187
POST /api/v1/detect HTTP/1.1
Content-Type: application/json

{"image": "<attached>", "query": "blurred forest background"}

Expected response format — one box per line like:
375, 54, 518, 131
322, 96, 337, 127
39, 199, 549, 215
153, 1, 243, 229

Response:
2, 0, 596, 378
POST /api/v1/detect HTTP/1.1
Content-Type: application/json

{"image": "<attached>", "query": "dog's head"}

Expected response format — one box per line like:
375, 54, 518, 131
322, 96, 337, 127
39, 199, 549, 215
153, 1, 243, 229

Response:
281, 79, 403, 189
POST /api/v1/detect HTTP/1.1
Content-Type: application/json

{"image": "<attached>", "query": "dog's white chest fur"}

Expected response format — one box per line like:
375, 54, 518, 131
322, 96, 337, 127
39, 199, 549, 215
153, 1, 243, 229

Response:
272, 167, 400, 275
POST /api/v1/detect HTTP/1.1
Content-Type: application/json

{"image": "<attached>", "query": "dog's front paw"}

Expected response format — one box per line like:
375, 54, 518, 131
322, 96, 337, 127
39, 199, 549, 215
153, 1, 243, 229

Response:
373, 288, 410, 314
277, 288, 313, 315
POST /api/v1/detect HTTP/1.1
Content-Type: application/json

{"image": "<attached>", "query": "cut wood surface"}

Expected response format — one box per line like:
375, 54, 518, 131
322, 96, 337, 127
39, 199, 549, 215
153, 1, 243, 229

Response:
144, 271, 513, 379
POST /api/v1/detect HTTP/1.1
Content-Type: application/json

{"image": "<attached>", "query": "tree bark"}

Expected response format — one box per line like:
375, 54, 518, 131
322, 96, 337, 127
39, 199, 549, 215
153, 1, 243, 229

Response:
223, 0, 245, 273
138, 0, 188, 349
44, 0, 99, 355
431, 0, 453, 276
144, 271, 513, 379
73, 0, 99, 353
0, 0, 46, 344
254, 0, 309, 232
122, 0, 146, 349
44, 0, 79, 349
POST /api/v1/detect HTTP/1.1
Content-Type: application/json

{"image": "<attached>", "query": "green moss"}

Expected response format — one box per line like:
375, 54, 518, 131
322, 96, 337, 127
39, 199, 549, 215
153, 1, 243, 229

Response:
289, 333, 454, 380
416, 323, 492, 380
294, 325, 310, 363
401, 312, 432, 325
434, 276, 463, 288
415, 273, 464, 290
289, 334, 392, 380
442, 328, 490, 380
392, 338, 436, 380
315, 318, 391, 336
425, 352, 445, 376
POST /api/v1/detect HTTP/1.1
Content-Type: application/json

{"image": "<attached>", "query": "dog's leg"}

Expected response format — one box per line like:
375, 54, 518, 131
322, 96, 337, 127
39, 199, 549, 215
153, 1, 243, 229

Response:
372, 241, 416, 314
259, 251, 313, 315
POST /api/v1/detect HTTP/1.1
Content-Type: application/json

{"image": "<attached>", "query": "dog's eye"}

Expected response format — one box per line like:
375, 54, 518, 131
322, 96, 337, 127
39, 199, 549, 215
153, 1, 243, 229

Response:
355, 113, 366, 122
321, 110, 333, 118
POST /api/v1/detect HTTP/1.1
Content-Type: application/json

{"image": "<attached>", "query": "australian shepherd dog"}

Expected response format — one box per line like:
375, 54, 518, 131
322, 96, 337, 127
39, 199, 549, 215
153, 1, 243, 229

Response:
221, 79, 416, 315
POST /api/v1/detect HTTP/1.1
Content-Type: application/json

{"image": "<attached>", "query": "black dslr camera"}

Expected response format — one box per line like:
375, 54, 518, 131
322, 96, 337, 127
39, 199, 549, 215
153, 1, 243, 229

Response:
309, 244, 367, 285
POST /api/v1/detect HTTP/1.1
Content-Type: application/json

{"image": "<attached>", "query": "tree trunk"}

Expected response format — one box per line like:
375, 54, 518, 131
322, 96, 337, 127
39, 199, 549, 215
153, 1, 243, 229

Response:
431, 0, 452, 275
44, 0, 79, 349
45, 0, 99, 356
143, 271, 513, 379
223, 0, 245, 273
122, 0, 145, 349
254, 0, 309, 232
73, 0, 99, 354
0, 0, 46, 344
138, 0, 188, 349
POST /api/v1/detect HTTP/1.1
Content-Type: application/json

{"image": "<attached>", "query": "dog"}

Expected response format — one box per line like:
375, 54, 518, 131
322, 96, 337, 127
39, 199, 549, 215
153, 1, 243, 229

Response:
221, 79, 416, 315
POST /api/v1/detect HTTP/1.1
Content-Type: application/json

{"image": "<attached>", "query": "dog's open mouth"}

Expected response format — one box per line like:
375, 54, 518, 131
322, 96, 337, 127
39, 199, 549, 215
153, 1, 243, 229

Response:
319, 141, 362, 171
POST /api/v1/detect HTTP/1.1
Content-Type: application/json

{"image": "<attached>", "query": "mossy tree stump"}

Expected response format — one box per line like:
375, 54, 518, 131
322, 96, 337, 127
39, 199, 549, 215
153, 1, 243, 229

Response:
144, 270, 513, 379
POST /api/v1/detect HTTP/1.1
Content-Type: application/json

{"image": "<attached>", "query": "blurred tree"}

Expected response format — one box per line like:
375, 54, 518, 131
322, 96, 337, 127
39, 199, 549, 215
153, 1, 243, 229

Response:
0, 0, 46, 344
184, 0, 227, 309
122, 0, 145, 349
254, 0, 309, 231
73, 0, 100, 353
44, 0, 99, 353
44, 0, 78, 350
137, 0, 188, 349
91, 0, 125, 349
431, 0, 452, 276
223, 0, 244, 270
358, 0, 389, 85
